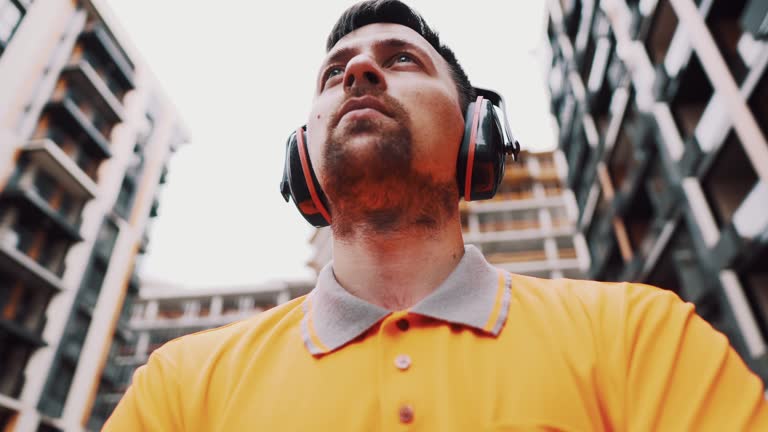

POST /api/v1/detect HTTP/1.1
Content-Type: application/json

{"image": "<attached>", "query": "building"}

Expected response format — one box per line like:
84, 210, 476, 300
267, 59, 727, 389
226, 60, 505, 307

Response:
0, 0, 187, 430
87, 279, 313, 430
309, 150, 590, 280
543, 0, 768, 382
459, 150, 589, 279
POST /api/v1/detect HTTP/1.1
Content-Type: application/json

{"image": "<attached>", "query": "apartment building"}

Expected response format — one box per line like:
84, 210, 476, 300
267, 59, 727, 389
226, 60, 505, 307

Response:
544, 0, 768, 381
87, 279, 313, 430
309, 150, 590, 280
0, 0, 187, 430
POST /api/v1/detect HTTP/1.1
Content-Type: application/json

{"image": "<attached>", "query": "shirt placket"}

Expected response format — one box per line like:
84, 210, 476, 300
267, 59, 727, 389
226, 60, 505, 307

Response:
377, 310, 424, 431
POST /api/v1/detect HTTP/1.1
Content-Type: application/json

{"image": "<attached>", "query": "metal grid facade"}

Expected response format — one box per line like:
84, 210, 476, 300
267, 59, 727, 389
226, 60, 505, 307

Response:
544, 0, 768, 382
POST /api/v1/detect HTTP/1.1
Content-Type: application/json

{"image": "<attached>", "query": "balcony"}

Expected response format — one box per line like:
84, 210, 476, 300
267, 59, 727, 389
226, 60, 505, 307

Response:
61, 60, 124, 124
43, 97, 111, 159
0, 318, 46, 349
21, 139, 98, 200
78, 25, 134, 95
0, 238, 63, 293
0, 187, 82, 243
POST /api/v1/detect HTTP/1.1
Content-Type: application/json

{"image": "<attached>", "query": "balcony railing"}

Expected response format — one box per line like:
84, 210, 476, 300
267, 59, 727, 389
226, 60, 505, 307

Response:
78, 24, 134, 95
0, 187, 82, 243
0, 238, 63, 293
22, 139, 98, 200
0, 318, 46, 349
61, 60, 124, 124
43, 97, 112, 159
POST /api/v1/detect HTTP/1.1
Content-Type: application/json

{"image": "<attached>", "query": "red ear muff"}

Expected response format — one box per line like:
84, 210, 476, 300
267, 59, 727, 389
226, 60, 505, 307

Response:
457, 88, 515, 202
464, 95, 484, 201
296, 128, 332, 224
280, 127, 332, 227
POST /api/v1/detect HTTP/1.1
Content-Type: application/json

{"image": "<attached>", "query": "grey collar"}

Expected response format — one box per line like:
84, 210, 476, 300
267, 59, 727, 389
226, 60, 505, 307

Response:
301, 245, 512, 356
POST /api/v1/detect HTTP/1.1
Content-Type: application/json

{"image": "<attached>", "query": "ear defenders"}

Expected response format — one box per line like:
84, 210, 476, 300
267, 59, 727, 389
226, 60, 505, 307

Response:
280, 87, 521, 227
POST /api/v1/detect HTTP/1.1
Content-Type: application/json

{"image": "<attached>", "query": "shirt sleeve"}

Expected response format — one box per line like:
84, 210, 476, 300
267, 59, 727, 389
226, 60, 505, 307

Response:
102, 350, 184, 431
622, 283, 768, 430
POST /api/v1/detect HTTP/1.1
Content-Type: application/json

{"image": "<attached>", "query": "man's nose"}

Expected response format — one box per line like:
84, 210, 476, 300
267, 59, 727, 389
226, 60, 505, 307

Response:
343, 55, 386, 92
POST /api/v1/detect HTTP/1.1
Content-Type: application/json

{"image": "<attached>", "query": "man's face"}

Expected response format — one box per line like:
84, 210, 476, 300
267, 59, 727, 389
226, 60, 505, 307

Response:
307, 23, 465, 235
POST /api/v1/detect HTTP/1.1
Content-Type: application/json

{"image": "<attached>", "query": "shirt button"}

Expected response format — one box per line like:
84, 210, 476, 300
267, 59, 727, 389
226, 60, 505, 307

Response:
394, 354, 411, 370
399, 405, 414, 424
396, 318, 410, 331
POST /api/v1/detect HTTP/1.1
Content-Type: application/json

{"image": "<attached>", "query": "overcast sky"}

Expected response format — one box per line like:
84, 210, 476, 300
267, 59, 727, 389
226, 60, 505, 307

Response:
103, 0, 556, 287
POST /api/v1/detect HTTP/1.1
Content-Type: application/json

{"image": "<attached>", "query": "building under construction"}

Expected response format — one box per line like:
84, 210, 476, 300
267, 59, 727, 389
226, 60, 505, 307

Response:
544, 0, 768, 381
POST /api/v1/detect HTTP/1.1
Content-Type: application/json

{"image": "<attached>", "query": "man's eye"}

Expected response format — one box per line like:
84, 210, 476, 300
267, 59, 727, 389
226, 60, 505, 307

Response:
326, 67, 344, 80
394, 54, 415, 64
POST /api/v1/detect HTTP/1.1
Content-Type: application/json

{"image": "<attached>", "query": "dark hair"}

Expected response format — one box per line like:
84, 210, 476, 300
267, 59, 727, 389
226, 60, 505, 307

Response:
326, 0, 475, 116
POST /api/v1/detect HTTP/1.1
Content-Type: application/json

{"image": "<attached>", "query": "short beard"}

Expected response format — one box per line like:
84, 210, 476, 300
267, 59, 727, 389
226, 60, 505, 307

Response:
322, 93, 457, 241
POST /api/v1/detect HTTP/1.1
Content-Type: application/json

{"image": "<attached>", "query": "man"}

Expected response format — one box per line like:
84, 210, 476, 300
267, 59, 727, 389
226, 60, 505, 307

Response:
105, 1, 768, 430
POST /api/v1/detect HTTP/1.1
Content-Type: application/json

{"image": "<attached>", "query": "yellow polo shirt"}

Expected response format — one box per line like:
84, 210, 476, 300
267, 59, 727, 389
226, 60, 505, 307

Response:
105, 246, 768, 431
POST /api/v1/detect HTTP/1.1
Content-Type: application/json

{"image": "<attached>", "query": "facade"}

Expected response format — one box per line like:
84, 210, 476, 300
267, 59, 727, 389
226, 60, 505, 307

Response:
0, 0, 187, 431
309, 150, 590, 280
88, 279, 313, 430
459, 150, 589, 280
544, 0, 768, 382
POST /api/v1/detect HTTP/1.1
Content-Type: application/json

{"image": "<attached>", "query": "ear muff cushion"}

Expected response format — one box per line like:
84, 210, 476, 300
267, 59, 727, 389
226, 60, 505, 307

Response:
464, 95, 485, 201
296, 128, 332, 225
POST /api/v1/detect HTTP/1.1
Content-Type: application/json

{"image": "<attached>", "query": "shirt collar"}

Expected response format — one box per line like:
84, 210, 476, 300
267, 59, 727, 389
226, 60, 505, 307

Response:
301, 245, 512, 356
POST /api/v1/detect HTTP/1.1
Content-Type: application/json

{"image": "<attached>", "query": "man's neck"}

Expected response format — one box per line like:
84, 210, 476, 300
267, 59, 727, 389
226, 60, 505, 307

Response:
331, 219, 466, 310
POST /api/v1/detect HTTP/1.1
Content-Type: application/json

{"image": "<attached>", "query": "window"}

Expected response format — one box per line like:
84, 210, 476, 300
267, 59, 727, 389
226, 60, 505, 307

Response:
39, 360, 75, 417
114, 177, 135, 220
32, 170, 58, 203
11, 218, 36, 253
94, 219, 118, 260
0, 406, 13, 431
38, 242, 65, 276
13, 287, 48, 332
0, 0, 24, 53
157, 301, 184, 319
0, 336, 30, 398
0, 270, 13, 312
80, 259, 107, 308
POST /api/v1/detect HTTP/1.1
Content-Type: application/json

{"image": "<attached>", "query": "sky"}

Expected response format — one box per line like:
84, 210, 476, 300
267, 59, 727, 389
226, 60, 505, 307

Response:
103, 0, 556, 288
